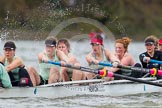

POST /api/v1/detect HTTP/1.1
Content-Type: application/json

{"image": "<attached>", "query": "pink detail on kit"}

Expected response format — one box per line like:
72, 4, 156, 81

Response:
89, 32, 103, 45
107, 71, 114, 77
157, 70, 162, 76
99, 70, 104, 76
159, 39, 162, 44
91, 38, 103, 45
89, 32, 96, 38
150, 69, 155, 75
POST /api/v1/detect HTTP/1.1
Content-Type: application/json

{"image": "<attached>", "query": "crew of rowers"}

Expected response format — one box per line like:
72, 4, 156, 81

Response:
1, 33, 162, 88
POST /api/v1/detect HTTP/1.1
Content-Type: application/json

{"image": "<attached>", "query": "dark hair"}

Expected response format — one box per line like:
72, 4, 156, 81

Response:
144, 35, 158, 50
95, 34, 103, 40
57, 38, 70, 53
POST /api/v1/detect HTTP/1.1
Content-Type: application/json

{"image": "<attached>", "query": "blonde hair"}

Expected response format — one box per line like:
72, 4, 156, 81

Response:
115, 37, 132, 52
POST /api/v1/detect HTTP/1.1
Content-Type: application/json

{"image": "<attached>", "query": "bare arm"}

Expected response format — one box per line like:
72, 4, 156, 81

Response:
5, 57, 24, 72
104, 49, 120, 72
68, 54, 79, 64
38, 52, 46, 63
86, 52, 99, 65
57, 50, 68, 62
104, 49, 120, 63
0, 55, 5, 64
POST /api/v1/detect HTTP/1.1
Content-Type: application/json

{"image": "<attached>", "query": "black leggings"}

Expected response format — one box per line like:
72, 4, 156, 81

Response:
130, 63, 143, 78
114, 63, 142, 80
8, 68, 33, 87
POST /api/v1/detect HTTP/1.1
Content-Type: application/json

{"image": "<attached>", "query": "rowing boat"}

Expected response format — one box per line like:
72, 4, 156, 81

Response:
1, 61, 162, 99
0, 77, 162, 98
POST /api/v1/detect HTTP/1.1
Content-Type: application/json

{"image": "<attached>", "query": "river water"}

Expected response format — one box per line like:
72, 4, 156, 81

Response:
0, 40, 161, 108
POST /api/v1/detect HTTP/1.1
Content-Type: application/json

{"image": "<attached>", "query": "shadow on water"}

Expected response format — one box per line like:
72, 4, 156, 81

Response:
0, 93, 162, 108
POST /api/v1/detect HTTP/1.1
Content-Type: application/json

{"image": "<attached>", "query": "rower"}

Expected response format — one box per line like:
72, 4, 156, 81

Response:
85, 32, 120, 80
139, 35, 162, 79
114, 37, 142, 78
37, 36, 68, 85
0, 63, 12, 88
158, 38, 162, 51
57, 38, 85, 81
0, 41, 38, 87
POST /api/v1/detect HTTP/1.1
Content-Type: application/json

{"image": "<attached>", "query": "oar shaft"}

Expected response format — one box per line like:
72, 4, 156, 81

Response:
47, 61, 98, 74
99, 63, 162, 76
65, 64, 98, 74
47, 60, 162, 87
118, 64, 149, 73
99, 70, 162, 87
47, 61, 61, 66
150, 59, 162, 64
98, 62, 113, 67
113, 73, 162, 87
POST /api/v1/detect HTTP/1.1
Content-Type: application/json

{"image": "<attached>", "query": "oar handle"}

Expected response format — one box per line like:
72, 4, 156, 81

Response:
98, 62, 113, 67
150, 59, 162, 65
47, 61, 61, 66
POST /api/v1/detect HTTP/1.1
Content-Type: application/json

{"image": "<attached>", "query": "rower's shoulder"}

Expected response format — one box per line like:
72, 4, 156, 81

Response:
155, 50, 162, 54
38, 51, 45, 59
86, 52, 92, 57
103, 49, 114, 57
139, 52, 147, 56
125, 53, 133, 57
0, 55, 5, 62
68, 53, 75, 58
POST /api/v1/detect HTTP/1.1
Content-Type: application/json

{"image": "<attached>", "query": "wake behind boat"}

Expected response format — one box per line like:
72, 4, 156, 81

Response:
0, 78, 162, 98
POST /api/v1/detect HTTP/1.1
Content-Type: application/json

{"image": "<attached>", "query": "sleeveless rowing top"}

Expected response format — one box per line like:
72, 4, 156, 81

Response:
89, 50, 111, 70
4, 56, 20, 80
39, 50, 60, 81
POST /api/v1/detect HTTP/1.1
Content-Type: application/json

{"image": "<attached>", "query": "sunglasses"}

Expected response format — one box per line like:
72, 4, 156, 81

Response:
91, 43, 100, 46
4, 48, 14, 51
145, 43, 154, 46
46, 45, 55, 47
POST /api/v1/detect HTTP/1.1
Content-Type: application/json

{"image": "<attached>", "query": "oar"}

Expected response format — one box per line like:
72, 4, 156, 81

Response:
99, 70, 162, 87
47, 61, 162, 87
47, 61, 98, 74
148, 59, 162, 65
98, 62, 162, 76
98, 62, 113, 67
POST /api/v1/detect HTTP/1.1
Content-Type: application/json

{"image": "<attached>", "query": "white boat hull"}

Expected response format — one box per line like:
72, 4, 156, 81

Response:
0, 78, 162, 98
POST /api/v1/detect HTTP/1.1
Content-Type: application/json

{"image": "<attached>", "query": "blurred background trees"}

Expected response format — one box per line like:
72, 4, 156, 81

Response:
0, 0, 162, 40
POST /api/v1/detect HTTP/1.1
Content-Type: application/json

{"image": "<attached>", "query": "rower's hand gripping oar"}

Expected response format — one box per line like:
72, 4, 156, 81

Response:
143, 57, 162, 65
47, 60, 162, 87
98, 62, 113, 67
98, 62, 162, 77
149, 59, 162, 64
47, 61, 98, 74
